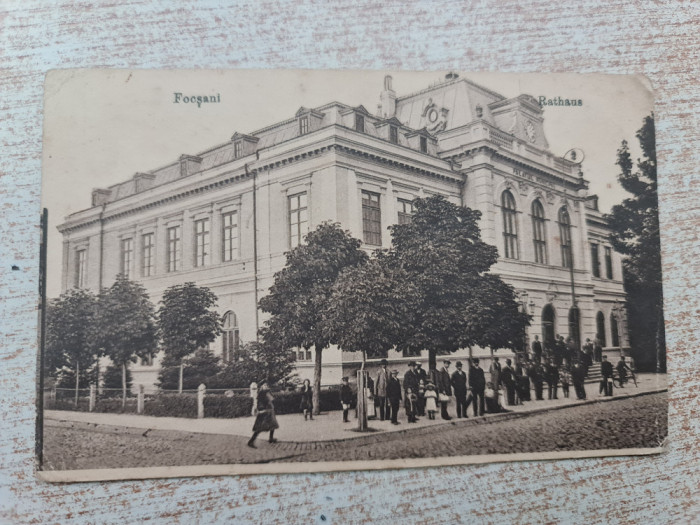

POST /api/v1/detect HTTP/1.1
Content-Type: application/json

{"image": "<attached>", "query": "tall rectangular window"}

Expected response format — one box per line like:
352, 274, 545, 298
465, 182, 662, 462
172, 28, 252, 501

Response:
501, 191, 519, 260
389, 125, 398, 144
420, 136, 428, 153
289, 192, 308, 249
397, 198, 414, 225
75, 249, 86, 289
120, 238, 133, 279
605, 246, 613, 279
222, 211, 239, 262
355, 114, 365, 133
531, 200, 547, 264
166, 225, 181, 272
141, 233, 154, 277
362, 190, 382, 245
299, 116, 309, 135
591, 243, 601, 278
234, 141, 242, 158
194, 218, 210, 267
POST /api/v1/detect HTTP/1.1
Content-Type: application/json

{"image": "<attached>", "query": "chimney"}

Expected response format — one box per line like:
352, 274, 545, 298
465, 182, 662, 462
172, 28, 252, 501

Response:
380, 75, 396, 118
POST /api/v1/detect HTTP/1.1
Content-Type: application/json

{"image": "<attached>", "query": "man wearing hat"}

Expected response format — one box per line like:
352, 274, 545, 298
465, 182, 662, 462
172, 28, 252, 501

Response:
374, 358, 390, 421
451, 361, 469, 418
469, 358, 486, 416
403, 362, 419, 399
436, 360, 453, 420
340, 376, 353, 423
386, 370, 403, 425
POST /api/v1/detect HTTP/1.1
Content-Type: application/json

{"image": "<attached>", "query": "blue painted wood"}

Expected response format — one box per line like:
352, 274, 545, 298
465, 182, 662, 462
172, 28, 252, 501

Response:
1, 1, 698, 523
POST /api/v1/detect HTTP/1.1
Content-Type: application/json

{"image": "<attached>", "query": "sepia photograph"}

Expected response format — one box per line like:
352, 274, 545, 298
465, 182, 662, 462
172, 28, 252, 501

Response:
37, 70, 667, 482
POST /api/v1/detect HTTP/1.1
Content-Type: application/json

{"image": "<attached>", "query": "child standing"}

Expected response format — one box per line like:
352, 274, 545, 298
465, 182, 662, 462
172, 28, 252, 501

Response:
405, 387, 418, 423
340, 376, 353, 423
560, 365, 571, 399
417, 379, 426, 417
424, 383, 438, 420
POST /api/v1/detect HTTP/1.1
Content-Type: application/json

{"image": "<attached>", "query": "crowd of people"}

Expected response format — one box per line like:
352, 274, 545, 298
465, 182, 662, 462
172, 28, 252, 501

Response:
344, 335, 636, 426
246, 335, 636, 445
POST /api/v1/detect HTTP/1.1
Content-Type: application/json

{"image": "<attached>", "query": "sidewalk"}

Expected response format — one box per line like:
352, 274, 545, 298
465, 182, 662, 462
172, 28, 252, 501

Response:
45, 373, 666, 443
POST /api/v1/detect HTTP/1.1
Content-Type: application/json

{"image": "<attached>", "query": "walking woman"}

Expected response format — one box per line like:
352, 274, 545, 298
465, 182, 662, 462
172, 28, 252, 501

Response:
247, 383, 279, 448
300, 378, 314, 420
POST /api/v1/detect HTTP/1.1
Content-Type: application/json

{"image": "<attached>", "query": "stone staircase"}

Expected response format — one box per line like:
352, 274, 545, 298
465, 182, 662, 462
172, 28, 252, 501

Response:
585, 362, 602, 383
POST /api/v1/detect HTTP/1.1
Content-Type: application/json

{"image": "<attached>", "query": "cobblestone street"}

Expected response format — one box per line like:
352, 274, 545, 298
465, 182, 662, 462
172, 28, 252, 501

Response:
43, 391, 667, 470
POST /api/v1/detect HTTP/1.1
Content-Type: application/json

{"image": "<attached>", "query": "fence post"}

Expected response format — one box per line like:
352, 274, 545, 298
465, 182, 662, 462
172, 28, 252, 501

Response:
89, 384, 96, 412
137, 384, 145, 414
50, 386, 56, 404
197, 384, 206, 419
250, 382, 258, 416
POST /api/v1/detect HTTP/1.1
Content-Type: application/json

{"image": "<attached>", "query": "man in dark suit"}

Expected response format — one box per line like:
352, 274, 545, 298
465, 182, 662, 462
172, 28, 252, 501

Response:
386, 370, 403, 425
545, 359, 559, 400
501, 358, 516, 406
529, 357, 544, 400
403, 361, 419, 396
374, 359, 390, 421
451, 361, 469, 418
600, 355, 614, 396
468, 358, 486, 416
531, 335, 543, 362
436, 360, 453, 420
415, 362, 428, 415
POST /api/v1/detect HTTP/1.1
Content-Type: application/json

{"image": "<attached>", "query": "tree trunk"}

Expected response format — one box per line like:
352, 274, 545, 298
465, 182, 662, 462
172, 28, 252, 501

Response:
121, 362, 127, 409
312, 346, 322, 415
428, 349, 436, 372
74, 360, 80, 406
357, 351, 367, 431
178, 361, 184, 394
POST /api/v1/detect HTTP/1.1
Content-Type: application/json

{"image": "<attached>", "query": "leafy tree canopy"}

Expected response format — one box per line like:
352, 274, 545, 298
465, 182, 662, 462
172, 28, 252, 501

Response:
158, 282, 223, 362
605, 114, 665, 371
94, 275, 159, 367
386, 195, 529, 366
46, 288, 98, 375
325, 256, 419, 360
259, 222, 369, 351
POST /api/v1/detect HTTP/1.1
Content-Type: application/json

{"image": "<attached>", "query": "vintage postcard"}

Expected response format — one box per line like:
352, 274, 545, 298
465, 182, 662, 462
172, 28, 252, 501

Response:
38, 70, 667, 482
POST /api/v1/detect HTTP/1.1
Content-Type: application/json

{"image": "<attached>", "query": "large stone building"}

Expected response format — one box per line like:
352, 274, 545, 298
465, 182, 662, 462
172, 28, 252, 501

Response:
57, 73, 628, 390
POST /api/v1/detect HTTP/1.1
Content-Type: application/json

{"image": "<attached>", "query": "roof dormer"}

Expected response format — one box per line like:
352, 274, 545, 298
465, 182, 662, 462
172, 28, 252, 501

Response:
374, 116, 405, 145
230, 132, 260, 159
179, 154, 203, 177
295, 107, 325, 136
404, 127, 438, 155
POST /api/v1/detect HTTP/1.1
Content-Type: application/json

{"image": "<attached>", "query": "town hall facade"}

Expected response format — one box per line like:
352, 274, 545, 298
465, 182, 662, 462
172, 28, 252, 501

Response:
57, 73, 628, 391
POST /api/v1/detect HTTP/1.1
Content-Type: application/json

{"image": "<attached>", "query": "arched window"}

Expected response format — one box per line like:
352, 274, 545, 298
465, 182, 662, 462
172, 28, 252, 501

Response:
610, 313, 620, 347
531, 200, 547, 264
596, 311, 607, 347
541, 304, 556, 349
558, 207, 572, 268
501, 190, 518, 259
222, 311, 240, 363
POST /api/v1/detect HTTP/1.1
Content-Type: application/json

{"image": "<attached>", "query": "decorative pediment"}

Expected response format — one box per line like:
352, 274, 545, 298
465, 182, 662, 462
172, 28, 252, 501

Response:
374, 116, 403, 129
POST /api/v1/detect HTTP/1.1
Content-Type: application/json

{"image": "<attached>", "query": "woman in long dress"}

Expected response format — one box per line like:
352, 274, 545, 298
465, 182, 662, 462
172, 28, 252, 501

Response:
300, 378, 313, 420
247, 383, 279, 448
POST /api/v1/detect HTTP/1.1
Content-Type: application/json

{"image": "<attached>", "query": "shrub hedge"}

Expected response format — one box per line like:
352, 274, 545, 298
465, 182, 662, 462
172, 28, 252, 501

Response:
46, 386, 352, 419
143, 393, 198, 418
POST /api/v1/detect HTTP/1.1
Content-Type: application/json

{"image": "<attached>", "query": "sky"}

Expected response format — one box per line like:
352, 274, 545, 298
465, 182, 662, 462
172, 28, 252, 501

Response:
42, 69, 654, 297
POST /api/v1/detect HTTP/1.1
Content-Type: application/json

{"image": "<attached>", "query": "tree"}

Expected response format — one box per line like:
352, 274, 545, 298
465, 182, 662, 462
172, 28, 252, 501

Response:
325, 256, 418, 364
259, 222, 369, 414
387, 195, 530, 370
94, 275, 159, 407
158, 348, 222, 390
157, 282, 223, 393
215, 341, 296, 389
103, 364, 133, 394
606, 114, 665, 371
46, 289, 98, 405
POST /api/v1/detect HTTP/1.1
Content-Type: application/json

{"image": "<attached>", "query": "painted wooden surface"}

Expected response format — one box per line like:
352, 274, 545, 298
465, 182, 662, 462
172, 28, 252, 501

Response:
1, 1, 698, 523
